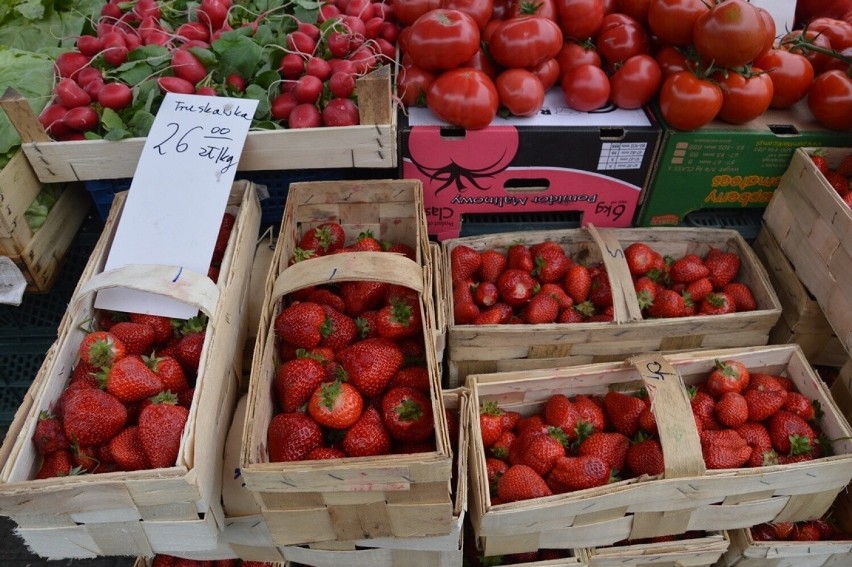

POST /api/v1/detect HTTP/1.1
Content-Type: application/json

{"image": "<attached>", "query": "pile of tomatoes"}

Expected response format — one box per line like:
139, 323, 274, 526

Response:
394, 0, 852, 132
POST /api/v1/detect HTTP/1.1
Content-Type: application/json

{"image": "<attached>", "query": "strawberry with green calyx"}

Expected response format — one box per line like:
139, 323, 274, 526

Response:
289, 247, 317, 265
451, 244, 483, 284
706, 359, 750, 397
685, 277, 714, 304
634, 276, 659, 309
486, 457, 509, 496
736, 422, 777, 468
62, 388, 127, 447
532, 245, 570, 283
517, 427, 569, 476
381, 386, 434, 443
174, 314, 208, 374
376, 297, 421, 340
276, 354, 328, 413
79, 330, 127, 369
604, 390, 647, 438
35, 450, 82, 479
647, 287, 688, 318
574, 394, 607, 434
143, 353, 189, 394
32, 410, 69, 455
497, 464, 552, 503
699, 291, 737, 315
319, 305, 357, 352
138, 391, 188, 469
106, 355, 164, 403
480, 401, 507, 447
298, 221, 345, 256
544, 394, 582, 440
626, 432, 665, 477
489, 430, 516, 460
810, 150, 830, 175
308, 380, 364, 430
547, 454, 612, 492
342, 405, 392, 457
346, 230, 383, 252
768, 410, 818, 457
108, 321, 156, 356
690, 388, 721, 431
70, 441, 100, 473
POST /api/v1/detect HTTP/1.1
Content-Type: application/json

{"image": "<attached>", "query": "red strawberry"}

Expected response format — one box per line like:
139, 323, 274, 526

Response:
626, 436, 665, 477
699, 291, 737, 315
706, 359, 750, 397
574, 394, 606, 434
275, 302, 326, 348
578, 431, 629, 471
490, 430, 516, 460
521, 292, 559, 324
473, 282, 499, 308
723, 282, 757, 311
538, 283, 573, 309
479, 249, 507, 283
825, 171, 850, 196
138, 392, 188, 468
751, 523, 778, 541
532, 245, 570, 283
70, 442, 100, 473
275, 356, 327, 412
109, 321, 156, 356
381, 386, 434, 442
319, 305, 358, 351
298, 221, 345, 255
342, 405, 392, 457
451, 245, 482, 284
624, 242, 658, 276
480, 401, 507, 447
486, 457, 509, 495
376, 297, 421, 340
35, 449, 77, 479
736, 422, 776, 467
308, 380, 364, 429
782, 392, 816, 421
836, 153, 852, 177
589, 271, 613, 308
507, 243, 534, 273
704, 248, 740, 289
746, 372, 787, 392
544, 394, 582, 440
684, 277, 714, 303
62, 388, 127, 447
564, 263, 592, 304
129, 313, 174, 344
700, 429, 752, 469
497, 268, 536, 307
79, 330, 127, 369
267, 411, 324, 462
792, 521, 823, 541
842, 191, 852, 208
604, 391, 646, 438
472, 303, 513, 325
109, 426, 152, 471
638, 405, 657, 435
144, 353, 189, 394
388, 366, 430, 392
810, 152, 830, 175
715, 392, 749, 428
356, 310, 381, 338
32, 411, 69, 455
346, 230, 382, 252
743, 387, 788, 422
306, 447, 346, 460
547, 455, 611, 492
212, 212, 236, 263
648, 288, 687, 318
558, 306, 586, 323
670, 254, 710, 283
691, 389, 721, 431
517, 427, 568, 476
307, 288, 348, 313
384, 241, 417, 260
768, 410, 817, 456
497, 464, 553, 503
338, 280, 390, 315
106, 355, 164, 403
338, 337, 404, 398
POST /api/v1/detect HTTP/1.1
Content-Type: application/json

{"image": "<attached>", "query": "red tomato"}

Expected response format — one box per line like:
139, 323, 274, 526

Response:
755, 7, 775, 60
561, 63, 611, 111
647, 0, 709, 47
617, 0, 651, 26
658, 70, 723, 131
781, 30, 836, 74
557, 39, 602, 72
397, 64, 436, 107
610, 53, 661, 109
655, 44, 692, 77
556, 0, 604, 40
713, 69, 774, 124
530, 58, 561, 90
692, 0, 767, 68
426, 68, 499, 129
489, 16, 563, 68
509, 0, 558, 21
595, 17, 648, 66
463, 48, 499, 79
482, 18, 503, 42
442, 0, 495, 29
808, 70, 852, 131
807, 17, 852, 50
491, 0, 513, 19
394, 0, 441, 25
496, 68, 546, 116
754, 49, 815, 109
823, 47, 852, 72
406, 9, 481, 71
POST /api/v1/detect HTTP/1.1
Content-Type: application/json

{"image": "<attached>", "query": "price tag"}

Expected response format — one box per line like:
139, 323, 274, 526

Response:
95, 93, 258, 319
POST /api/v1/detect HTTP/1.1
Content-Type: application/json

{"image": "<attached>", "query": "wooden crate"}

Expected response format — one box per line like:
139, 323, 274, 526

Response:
579, 531, 729, 567
763, 147, 852, 358
0, 181, 261, 559
752, 226, 847, 367
240, 179, 454, 546
444, 227, 782, 387
0, 65, 395, 184
0, 150, 89, 292
429, 241, 447, 364
829, 359, 852, 425
467, 344, 852, 556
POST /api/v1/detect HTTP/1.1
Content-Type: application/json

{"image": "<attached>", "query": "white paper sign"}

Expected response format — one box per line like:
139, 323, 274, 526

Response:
95, 93, 258, 319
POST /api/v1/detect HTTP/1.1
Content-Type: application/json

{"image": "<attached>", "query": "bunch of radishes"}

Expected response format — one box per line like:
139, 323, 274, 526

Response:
38, 0, 401, 139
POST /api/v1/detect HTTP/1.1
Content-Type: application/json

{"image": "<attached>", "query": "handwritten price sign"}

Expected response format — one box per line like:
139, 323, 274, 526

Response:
95, 94, 258, 319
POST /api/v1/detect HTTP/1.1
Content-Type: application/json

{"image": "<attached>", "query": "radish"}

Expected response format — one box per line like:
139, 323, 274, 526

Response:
98, 82, 133, 110
225, 73, 246, 92
348, 46, 378, 74
270, 91, 299, 120
82, 77, 105, 99
328, 58, 356, 76
124, 32, 142, 51
54, 51, 89, 79
364, 16, 384, 39
197, 0, 229, 31
345, 0, 375, 21
100, 2, 122, 19
55, 78, 92, 108
158, 76, 196, 94
171, 49, 208, 84
305, 57, 332, 81
328, 71, 356, 99
293, 74, 323, 104
39, 104, 71, 137
62, 106, 99, 132
75, 67, 103, 89
176, 22, 210, 43
76, 35, 102, 57
327, 32, 352, 58
133, 0, 161, 20
375, 38, 396, 61
318, 4, 341, 22
379, 22, 400, 44
297, 22, 321, 42
287, 31, 316, 55
288, 103, 322, 128
101, 32, 129, 67
279, 53, 305, 80
197, 86, 218, 96
322, 97, 360, 126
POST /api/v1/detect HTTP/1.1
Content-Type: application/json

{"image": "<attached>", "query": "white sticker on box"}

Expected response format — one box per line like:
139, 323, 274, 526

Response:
598, 142, 647, 170
95, 93, 258, 319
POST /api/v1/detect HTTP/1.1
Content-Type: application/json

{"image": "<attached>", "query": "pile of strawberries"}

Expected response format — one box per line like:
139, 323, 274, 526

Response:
480, 389, 667, 505
811, 151, 852, 208
450, 241, 614, 326
625, 242, 757, 318
266, 222, 448, 462
751, 507, 850, 542
152, 555, 277, 567
691, 359, 828, 470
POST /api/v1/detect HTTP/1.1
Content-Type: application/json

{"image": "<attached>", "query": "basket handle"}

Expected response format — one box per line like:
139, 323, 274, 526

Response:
587, 224, 643, 323
74, 264, 220, 318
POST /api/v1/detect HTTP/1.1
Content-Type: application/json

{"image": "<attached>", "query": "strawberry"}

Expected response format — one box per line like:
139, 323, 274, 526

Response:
517, 427, 568, 476
275, 302, 326, 348
825, 171, 850, 196
35, 450, 78, 479
106, 355, 164, 403
507, 243, 534, 273
62, 388, 127, 447
98, 310, 128, 331
544, 394, 582, 440
384, 241, 417, 261
557, 306, 585, 323
479, 401, 507, 447
454, 301, 480, 324
381, 385, 435, 443
486, 457, 509, 495
647, 288, 687, 318
751, 523, 777, 541
604, 391, 647, 438
109, 426, 152, 471
479, 249, 507, 283
684, 277, 713, 303
704, 248, 740, 289
473, 303, 514, 325
521, 292, 559, 324
578, 431, 629, 471
356, 310, 381, 338
496, 268, 536, 307
490, 430, 516, 459
532, 246, 570, 283
574, 394, 606, 434
836, 153, 852, 177
388, 366, 430, 392
268, 411, 324, 462
564, 263, 591, 304
691, 389, 721, 431
338, 280, 390, 315
723, 282, 757, 311
308, 380, 364, 429
376, 297, 421, 340
306, 447, 346, 460
451, 245, 482, 284
771, 521, 795, 540
275, 356, 328, 412
669, 254, 710, 283
624, 242, 658, 276
700, 429, 752, 469
342, 405, 391, 457
320, 305, 358, 351
744, 387, 788, 422
736, 422, 776, 467
626, 436, 665, 477
768, 411, 817, 456
347, 230, 382, 252
782, 392, 816, 421
497, 464, 552, 503
212, 211, 236, 263
144, 353, 189, 394
138, 392, 188, 468
792, 521, 823, 541
842, 191, 852, 208
108, 321, 156, 356
307, 288, 347, 313
70, 442, 100, 473
810, 152, 830, 175
638, 405, 657, 435
634, 276, 659, 309
175, 330, 206, 374
706, 359, 750, 397
547, 455, 611, 492
298, 221, 345, 255
538, 283, 573, 309
699, 291, 737, 315
715, 392, 749, 428
337, 337, 404, 398
589, 271, 613, 308
129, 313, 174, 344
473, 281, 499, 307
32, 411, 69, 455
747, 373, 787, 392
79, 330, 127, 369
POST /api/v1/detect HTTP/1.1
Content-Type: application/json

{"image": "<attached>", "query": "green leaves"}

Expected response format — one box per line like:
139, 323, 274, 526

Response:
212, 32, 263, 80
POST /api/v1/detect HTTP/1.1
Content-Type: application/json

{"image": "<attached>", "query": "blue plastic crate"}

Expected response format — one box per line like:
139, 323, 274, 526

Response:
0, 338, 53, 427
682, 208, 763, 243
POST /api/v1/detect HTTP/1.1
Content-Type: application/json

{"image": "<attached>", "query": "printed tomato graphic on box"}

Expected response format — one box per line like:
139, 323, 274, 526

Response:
400, 92, 661, 240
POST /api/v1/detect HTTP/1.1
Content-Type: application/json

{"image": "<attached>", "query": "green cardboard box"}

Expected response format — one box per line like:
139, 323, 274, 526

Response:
636, 101, 852, 227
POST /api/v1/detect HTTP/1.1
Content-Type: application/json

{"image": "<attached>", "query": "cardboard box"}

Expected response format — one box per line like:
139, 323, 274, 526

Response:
636, 101, 852, 227
400, 89, 661, 240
